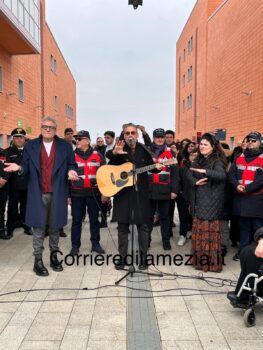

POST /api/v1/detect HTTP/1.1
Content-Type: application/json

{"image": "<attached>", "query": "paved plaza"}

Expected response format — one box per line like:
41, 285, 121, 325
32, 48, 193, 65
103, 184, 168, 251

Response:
0, 211, 263, 350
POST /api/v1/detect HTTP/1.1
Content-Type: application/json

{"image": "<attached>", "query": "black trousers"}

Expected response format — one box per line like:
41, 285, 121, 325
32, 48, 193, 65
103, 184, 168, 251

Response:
117, 223, 149, 260
176, 195, 192, 237
0, 186, 8, 229
148, 199, 170, 243
169, 199, 176, 233
230, 215, 240, 245
235, 242, 263, 301
7, 189, 27, 230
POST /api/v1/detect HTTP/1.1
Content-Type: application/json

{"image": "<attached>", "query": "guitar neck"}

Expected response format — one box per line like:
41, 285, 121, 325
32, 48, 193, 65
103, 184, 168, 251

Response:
134, 163, 157, 175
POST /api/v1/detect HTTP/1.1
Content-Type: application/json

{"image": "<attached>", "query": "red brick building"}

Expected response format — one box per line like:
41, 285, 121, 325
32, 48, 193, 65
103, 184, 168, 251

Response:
0, 0, 76, 148
176, 0, 263, 148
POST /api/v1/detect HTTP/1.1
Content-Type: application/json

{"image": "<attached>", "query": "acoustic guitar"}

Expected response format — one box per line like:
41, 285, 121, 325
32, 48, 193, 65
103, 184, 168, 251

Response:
96, 158, 177, 197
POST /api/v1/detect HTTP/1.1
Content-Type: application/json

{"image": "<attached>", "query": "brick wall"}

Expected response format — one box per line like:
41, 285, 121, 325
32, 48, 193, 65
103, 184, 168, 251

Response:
0, 0, 76, 148
176, 0, 263, 146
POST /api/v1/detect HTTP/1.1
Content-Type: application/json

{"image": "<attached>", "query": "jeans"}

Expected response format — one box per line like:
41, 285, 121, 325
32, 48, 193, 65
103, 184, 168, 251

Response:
238, 217, 263, 253
71, 195, 100, 249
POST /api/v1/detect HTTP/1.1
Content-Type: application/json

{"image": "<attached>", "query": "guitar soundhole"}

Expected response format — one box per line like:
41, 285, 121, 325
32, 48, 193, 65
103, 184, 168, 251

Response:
120, 171, 128, 180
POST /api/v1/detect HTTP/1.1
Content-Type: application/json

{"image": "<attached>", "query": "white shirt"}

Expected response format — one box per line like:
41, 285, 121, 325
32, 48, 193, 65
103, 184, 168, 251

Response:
43, 141, 53, 157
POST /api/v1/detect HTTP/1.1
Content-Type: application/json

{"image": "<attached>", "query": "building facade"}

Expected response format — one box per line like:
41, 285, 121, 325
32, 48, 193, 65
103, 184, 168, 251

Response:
176, 0, 263, 147
0, 0, 76, 148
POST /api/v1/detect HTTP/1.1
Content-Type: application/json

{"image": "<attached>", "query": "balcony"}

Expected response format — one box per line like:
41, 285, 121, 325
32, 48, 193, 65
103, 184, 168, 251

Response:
0, 0, 41, 55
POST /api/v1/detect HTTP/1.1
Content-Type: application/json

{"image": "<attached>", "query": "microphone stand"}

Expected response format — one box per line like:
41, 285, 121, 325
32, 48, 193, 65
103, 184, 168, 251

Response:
115, 140, 163, 285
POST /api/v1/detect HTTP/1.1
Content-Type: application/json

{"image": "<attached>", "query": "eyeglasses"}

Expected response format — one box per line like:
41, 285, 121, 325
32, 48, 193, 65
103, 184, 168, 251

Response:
42, 125, 56, 131
248, 139, 258, 143
124, 131, 136, 136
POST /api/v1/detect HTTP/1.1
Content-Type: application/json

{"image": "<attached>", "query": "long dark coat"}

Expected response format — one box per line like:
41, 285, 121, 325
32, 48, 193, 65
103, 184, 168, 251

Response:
106, 142, 154, 224
21, 136, 77, 228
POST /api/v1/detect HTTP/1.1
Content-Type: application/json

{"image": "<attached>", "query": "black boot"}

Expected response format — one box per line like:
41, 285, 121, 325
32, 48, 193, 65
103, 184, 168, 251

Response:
33, 258, 49, 276
0, 228, 12, 240
22, 224, 33, 235
138, 254, 148, 270
59, 228, 67, 237
50, 252, 63, 272
163, 240, 171, 250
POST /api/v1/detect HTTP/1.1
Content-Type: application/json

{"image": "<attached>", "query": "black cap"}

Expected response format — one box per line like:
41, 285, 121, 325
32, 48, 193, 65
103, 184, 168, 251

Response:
153, 128, 165, 137
11, 128, 26, 137
74, 130, 90, 139
247, 131, 262, 141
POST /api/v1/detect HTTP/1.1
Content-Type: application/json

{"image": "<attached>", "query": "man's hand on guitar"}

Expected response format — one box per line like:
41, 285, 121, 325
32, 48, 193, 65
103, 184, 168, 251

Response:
156, 163, 164, 170
113, 140, 127, 155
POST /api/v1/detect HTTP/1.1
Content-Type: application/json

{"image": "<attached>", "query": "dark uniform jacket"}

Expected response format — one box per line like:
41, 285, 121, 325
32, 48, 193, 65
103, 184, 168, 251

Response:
106, 142, 154, 224
229, 149, 263, 218
0, 148, 10, 187
5, 145, 28, 191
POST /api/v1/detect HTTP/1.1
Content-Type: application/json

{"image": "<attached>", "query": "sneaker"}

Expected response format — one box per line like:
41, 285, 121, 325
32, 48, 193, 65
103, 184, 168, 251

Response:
178, 235, 186, 246
233, 253, 240, 261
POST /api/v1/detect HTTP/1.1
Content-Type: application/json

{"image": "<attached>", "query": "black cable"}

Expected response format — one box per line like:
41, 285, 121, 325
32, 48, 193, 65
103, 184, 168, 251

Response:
0, 292, 228, 304
0, 284, 231, 300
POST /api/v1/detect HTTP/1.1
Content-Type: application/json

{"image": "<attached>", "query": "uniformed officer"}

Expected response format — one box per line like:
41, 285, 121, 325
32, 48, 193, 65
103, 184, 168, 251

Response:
5, 128, 32, 236
0, 147, 11, 239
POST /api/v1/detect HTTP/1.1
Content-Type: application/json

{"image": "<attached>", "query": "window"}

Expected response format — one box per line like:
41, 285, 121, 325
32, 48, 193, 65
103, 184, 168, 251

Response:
0, 66, 3, 92
66, 104, 74, 118
183, 49, 186, 61
18, 79, 24, 102
188, 36, 193, 54
188, 66, 193, 81
54, 96, 58, 111
51, 55, 57, 73
187, 94, 192, 109
182, 74, 185, 87
182, 100, 185, 112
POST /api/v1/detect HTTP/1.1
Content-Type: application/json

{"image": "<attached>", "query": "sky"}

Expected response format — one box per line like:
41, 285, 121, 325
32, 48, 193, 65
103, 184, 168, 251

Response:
46, 0, 196, 141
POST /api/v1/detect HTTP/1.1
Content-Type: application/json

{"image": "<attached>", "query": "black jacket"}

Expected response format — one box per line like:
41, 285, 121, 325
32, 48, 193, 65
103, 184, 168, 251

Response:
106, 142, 154, 224
5, 145, 28, 191
187, 158, 227, 221
229, 149, 263, 218
0, 148, 10, 190
254, 226, 263, 242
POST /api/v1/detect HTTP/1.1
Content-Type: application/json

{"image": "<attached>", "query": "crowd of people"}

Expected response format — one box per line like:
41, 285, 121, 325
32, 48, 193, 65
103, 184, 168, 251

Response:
0, 118, 263, 307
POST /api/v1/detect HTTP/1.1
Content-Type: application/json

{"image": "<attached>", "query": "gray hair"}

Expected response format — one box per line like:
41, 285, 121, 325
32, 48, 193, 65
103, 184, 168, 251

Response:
122, 123, 138, 132
41, 116, 57, 128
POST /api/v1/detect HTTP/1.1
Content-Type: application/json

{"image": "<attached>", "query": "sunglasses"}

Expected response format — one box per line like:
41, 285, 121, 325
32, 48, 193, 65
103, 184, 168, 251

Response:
248, 139, 258, 143
76, 137, 88, 142
124, 131, 136, 136
41, 125, 56, 131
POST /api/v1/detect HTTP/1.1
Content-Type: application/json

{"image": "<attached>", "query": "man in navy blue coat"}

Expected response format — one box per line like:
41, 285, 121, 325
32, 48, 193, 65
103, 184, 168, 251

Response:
4, 116, 78, 276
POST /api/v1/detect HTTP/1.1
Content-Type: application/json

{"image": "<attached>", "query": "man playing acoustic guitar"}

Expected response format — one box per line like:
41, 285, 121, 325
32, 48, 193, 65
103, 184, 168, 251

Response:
106, 123, 158, 270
